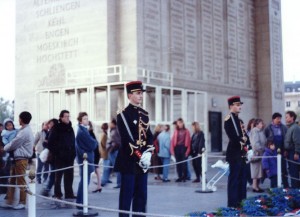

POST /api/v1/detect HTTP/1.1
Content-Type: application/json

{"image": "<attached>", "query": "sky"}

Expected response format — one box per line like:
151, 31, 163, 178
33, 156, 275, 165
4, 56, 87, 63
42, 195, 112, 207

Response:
0, 0, 299, 101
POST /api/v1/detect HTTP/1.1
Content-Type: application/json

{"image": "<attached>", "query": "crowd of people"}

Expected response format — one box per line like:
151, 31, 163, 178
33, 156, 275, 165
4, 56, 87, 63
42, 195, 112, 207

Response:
0, 90, 299, 215
245, 111, 300, 191
224, 95, 300, 208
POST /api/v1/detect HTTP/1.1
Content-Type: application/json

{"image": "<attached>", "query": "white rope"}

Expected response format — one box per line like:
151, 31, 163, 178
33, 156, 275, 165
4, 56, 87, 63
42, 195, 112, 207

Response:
149, 155, 201, 169
30, 192, 184, 217
0, 184, 27, 187
88, 155, 202, 169
207, 154, 226, 158
252, 155, 277, 159
88, 163, 114, 168
0, 164, 81, 179
285, 158, 300, 165
284, 174, 300, 181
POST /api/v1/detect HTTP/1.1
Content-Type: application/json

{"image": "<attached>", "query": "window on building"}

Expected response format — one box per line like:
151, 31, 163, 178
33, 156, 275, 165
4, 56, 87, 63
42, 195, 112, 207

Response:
298, 101, 300, 107
286, 101, 291, 107
286, 87, 291, 92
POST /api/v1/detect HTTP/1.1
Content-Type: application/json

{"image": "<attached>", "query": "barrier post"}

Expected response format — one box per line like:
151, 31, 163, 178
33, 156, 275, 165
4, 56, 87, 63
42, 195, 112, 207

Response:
28, 169, 36, 217
195, 148, 213, 193
277, 148, 282, 188
73, 153, 98, 217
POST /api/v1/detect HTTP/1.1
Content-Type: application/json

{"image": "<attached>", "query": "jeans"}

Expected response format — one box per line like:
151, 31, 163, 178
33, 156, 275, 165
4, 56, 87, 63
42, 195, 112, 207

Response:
119, 173, 148, 217
6, 159, 28, 205
36, 153, 49, 182
76, 164, 93, 206
101, 159, 112, 185
160, 157, 170, 180
44, 163, 55, 192
174, 145, 187, 179
109, 151, 121, 186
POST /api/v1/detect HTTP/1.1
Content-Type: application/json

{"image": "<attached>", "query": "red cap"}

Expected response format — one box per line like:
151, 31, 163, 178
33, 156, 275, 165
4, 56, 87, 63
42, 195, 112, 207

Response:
126, 81, 146, 93
227, 96, 243, 105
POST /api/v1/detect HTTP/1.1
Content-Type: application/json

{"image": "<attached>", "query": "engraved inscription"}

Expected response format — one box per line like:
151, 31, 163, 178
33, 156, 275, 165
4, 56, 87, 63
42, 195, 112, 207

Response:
170, 0, 184, 75
144, 0, 161, 70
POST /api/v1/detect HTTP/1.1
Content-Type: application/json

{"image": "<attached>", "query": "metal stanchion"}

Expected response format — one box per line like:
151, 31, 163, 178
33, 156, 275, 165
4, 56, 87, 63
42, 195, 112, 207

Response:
195, 148, 213, 193
73, 153, 98, 217
28, 169, 36, 217
277, 148, 282, 188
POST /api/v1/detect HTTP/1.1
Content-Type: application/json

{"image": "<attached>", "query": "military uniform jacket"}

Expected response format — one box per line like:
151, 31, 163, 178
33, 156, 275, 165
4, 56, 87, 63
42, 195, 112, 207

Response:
114, 103, 154, 174
224, 113, 245, 163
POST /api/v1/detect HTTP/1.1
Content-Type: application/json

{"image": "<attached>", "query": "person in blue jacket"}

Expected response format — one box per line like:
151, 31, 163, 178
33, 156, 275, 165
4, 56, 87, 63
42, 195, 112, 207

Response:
262, 139, 278, 188
75, 112, 98, 209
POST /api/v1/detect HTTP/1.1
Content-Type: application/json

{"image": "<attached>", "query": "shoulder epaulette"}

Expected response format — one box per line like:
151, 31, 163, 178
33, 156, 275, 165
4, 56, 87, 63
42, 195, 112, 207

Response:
139, 107, 148, 114
116, 107, 126, 115
224, 114, 231, 121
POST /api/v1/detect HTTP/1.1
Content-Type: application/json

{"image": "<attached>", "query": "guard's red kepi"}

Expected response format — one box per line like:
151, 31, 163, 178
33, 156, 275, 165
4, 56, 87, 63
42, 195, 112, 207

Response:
126, 81, 146, 93
227, 96, 243, 106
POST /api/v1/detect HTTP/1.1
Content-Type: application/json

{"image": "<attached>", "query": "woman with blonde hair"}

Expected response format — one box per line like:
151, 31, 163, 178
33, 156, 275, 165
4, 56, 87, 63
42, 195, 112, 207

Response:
190, 122, 205, 183
152, 124, 162, 180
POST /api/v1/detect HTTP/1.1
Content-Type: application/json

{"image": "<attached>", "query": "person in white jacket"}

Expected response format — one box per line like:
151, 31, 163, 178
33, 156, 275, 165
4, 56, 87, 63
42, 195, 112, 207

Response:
1, 111, 34, 210
34, 121, 49, 184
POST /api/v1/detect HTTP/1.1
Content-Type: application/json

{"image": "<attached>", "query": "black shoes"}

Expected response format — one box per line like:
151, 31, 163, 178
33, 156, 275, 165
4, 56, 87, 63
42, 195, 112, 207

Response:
192, 178, 200, 183
163, 179, 170, 182
65, 195, 77, 199
92, 188, 102, 193
175, 178, 182, 182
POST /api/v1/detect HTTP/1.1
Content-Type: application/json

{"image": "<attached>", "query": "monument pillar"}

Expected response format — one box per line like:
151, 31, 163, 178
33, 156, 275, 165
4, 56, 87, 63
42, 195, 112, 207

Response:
255, 0, 285, 122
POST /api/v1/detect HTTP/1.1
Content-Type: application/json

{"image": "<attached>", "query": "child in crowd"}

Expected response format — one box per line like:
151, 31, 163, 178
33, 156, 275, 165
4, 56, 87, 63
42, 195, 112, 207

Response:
1, 119, 17, 159
262, 139, 277, 188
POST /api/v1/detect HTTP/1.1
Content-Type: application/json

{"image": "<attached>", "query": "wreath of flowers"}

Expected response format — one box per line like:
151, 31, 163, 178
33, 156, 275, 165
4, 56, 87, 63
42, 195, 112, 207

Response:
185, 188, 300, 216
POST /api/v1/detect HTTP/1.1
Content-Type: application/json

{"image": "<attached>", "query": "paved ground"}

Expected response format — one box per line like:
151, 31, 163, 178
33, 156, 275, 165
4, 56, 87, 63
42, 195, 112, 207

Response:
0, 155, 271, 217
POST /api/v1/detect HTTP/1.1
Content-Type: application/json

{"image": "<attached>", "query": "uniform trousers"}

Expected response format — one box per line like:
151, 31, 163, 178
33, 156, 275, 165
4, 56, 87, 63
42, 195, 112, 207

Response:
227, 160, 247, 208
119, 173, 147, 217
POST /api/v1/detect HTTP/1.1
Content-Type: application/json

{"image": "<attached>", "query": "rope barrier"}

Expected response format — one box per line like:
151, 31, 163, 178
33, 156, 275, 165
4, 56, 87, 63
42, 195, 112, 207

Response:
0, 184, 27, 187
285, 158, 300, 165
284, 174, 300, 181
0, 164, 82, 179
2, 151, 300, 217
88, 155, 202, 169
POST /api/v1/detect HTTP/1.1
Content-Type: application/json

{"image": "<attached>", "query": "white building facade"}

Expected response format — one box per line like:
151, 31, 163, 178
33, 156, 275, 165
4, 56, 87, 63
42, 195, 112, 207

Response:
15, 0, 285, 152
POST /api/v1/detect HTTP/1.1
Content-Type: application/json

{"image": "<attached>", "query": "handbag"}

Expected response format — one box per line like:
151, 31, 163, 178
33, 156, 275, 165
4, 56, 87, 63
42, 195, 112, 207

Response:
39, 148, 49, 163
248, 149, 261, 163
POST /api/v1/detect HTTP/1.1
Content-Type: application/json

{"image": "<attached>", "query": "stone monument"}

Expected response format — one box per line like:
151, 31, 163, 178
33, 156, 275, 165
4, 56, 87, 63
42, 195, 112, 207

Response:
15, 0, 284, 151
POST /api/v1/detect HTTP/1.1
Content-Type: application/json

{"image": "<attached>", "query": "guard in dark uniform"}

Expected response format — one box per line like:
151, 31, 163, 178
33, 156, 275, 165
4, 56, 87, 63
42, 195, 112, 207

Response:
114, 81, 154, 217
224, 96, 248, 208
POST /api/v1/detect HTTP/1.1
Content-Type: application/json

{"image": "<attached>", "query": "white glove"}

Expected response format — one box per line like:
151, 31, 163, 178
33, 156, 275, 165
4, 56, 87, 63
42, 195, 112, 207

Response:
140, 152, 151, 167
171, 155, 176, 163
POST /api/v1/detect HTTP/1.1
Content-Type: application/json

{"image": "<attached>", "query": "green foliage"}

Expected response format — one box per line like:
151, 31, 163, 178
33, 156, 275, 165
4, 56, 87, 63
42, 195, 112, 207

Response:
0, 97, 14, 123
